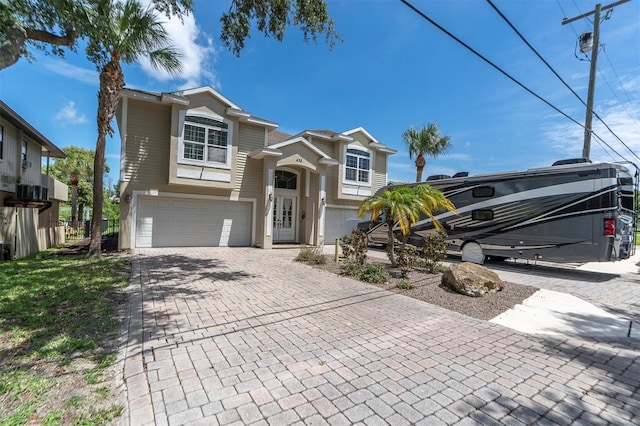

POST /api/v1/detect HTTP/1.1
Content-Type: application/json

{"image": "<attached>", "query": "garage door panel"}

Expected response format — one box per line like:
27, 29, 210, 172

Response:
324, 208, 361, 243
136, 197, 251, 248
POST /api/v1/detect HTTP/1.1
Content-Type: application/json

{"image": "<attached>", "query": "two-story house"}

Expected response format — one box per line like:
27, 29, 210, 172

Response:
0, 100, 68, 259
116, 86, 395, 250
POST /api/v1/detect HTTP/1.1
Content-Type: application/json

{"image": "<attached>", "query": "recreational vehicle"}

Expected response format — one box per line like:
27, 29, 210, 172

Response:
361, 160, 637, 264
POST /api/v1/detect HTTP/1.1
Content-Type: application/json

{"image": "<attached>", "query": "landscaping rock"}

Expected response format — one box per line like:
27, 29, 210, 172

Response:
442, 262, 505, 297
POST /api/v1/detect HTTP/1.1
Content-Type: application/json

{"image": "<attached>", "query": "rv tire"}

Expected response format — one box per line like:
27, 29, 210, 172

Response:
462, 241, 485, 264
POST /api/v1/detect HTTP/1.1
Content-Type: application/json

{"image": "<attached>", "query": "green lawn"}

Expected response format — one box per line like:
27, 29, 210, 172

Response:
0, 247, 129, 426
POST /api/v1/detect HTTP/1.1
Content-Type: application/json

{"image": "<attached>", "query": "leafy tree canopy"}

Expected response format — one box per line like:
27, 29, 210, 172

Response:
0, 0, 340, 70
47, 146, 110, 185
46, 145, 109, 214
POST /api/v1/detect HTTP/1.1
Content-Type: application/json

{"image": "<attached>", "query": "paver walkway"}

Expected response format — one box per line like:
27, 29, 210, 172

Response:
120, 248, 639, 426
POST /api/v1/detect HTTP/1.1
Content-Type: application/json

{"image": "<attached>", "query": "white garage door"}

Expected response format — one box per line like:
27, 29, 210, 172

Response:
324, 207, 362, 244
136, 197, 252, 248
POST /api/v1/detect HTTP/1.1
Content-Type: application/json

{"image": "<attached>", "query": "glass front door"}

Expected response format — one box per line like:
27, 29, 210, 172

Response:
273, 195, 296, 242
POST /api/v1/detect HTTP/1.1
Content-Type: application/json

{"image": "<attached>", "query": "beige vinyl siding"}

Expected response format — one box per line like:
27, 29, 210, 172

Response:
186, 93, 228, 117
235, 123, 265, 193
311, 140, 337, 201
0, 117, 19, 188
312, 140, 334, 158
20, 135, 42, 186
124, 100, 171, 184
372, 151, 388, 193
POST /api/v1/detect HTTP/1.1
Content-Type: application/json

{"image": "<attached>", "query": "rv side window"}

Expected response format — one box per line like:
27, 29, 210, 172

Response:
473, 186, 494, 198
472, 210, 494, 221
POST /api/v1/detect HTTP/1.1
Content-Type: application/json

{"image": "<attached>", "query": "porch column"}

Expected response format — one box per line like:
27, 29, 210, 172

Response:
261, 159, 276, 249
316, 168, 327, 246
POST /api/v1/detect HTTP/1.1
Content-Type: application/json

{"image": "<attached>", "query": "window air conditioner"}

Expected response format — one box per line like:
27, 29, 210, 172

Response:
21, 159, 32, 169
16, 184, 29, 199
32, 185, 42, 200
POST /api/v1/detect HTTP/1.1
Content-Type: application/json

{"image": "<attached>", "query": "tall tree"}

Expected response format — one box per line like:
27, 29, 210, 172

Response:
86, 0, 183, 256
0, 0, 339, 71
357, 184, 455, 267
46, 146, 108, 223
402, 123, 452, 182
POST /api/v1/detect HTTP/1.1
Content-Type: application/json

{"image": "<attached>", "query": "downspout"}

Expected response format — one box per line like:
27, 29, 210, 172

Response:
13, 207, 17, 259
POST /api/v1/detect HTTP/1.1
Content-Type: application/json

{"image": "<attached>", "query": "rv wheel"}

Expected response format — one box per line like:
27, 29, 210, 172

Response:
462, 242, 485, 264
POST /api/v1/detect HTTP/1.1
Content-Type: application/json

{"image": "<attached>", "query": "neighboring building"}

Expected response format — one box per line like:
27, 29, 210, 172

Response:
116, 86, 396, 249
0, 100, 68, 259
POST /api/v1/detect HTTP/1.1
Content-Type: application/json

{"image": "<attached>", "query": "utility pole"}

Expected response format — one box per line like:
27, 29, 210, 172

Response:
562, 0, 631, 159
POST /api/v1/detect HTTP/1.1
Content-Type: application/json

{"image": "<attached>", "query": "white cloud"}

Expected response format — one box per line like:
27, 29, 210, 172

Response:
138, 7, 218, 89
44, 60, 98, 86
545, 96, 640, 162
443, 153, 472, 161
54, 101, 88, 125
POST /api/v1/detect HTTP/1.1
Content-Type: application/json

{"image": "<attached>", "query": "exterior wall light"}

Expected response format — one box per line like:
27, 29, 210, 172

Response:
124, 194, 132, 203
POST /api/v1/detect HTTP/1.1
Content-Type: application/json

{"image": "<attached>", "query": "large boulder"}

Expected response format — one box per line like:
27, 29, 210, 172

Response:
442, 262, 504, 297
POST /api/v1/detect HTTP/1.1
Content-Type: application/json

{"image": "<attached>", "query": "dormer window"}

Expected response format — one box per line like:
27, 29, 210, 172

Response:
344, 147, 371, 185
180, 114, 232, 167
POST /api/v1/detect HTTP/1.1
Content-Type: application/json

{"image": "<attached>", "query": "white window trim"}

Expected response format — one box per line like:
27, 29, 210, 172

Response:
178, 110, 233, 170
0, 124, 4, 162
342, 145, 372, 187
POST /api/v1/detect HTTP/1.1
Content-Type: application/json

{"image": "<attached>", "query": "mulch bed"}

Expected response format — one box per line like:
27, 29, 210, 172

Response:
312, 256, 539, 321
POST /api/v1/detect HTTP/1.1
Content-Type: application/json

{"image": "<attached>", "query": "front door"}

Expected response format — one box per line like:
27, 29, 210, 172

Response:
273, 195, 296, 242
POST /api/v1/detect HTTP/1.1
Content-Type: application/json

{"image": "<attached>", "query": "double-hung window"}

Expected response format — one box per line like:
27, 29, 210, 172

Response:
344, 147, 371, 185
182, 115, 230, 165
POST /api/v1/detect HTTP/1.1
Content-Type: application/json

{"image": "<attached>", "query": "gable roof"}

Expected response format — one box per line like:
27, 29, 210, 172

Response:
268, 130, 294, 146
122, 86, 278, 130
269, 137, 334, 159
274, 127, 397, 155
343, 127, 397, 154
0, 100, 66, 158
176, 86, 241, 110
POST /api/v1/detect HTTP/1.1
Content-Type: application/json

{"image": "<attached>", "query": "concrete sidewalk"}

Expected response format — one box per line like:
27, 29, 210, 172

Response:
486, 251, 640, 339
490, 289, 636, 338
120, 247, 640, 426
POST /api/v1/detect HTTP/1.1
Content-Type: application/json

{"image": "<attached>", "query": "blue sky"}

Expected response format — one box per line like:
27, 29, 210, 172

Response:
1, 0, 639, 187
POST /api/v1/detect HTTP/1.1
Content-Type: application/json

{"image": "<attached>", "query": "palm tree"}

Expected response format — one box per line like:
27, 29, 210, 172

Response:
413, 184, 456, 231
402, 123, 451, 182
358, 184, 456, 267
358, 186, 423, 267
86, 0, 182, 257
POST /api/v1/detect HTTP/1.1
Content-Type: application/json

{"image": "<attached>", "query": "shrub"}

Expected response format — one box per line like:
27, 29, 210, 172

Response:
421, 231, 448, 273
339, 229, 368, 266
396, 244, 419, 278
295, 246, 327, 265
360, 264, 388, 284
397, 279, 415, 290
341, 260, 364, 277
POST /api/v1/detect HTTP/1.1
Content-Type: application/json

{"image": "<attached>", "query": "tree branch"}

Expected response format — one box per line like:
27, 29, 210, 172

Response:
25, 27, 78, 47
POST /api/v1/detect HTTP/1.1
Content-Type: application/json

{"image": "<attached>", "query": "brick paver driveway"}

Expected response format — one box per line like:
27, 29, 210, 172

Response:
121, 248, 639, 426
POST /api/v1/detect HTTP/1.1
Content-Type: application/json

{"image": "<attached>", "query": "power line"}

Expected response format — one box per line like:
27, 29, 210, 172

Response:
601, 45, 640, 121
398, 0, 628, 162
485, 0, 640, 161
571, 0, 593, 25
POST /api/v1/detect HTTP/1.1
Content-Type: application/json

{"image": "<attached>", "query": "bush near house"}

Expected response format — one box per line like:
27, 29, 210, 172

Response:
294, 246, 326, 265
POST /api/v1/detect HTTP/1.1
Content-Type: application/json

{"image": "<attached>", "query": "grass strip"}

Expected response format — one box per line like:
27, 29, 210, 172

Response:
0, 248, 129, 425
